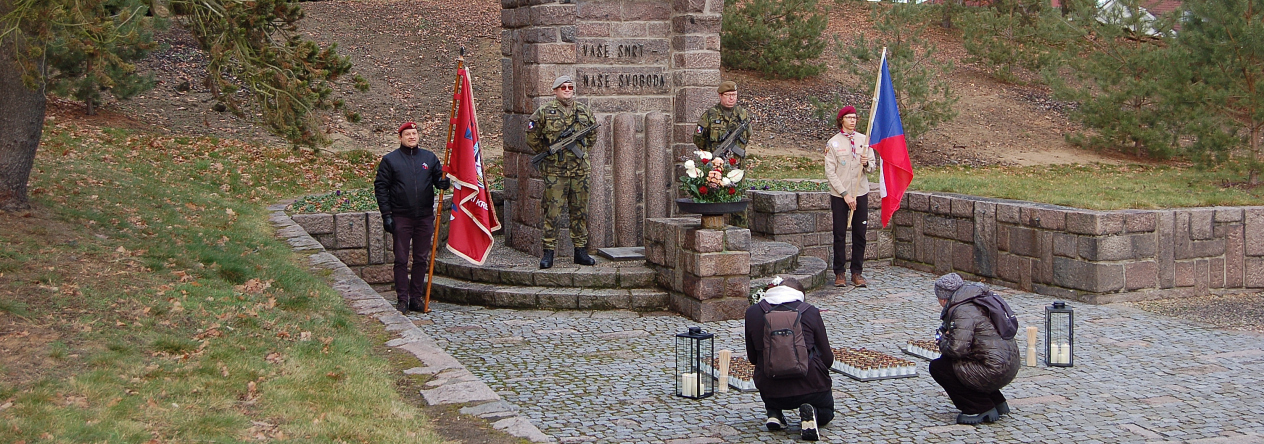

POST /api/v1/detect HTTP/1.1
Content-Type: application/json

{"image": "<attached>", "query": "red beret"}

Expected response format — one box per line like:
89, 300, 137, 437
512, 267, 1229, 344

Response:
837, 106, 857, 120
398, 122, 418, 135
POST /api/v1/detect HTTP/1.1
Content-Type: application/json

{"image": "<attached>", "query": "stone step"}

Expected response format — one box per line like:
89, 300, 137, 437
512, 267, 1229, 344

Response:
750, 256, 830, 293
434, 237, 803, 289
433, 246, 654, 289
427, 275, 670, 311
749, 241, 800, 279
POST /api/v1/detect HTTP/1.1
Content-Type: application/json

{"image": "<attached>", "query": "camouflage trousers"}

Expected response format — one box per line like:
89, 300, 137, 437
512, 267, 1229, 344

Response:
541, 174, 590, 250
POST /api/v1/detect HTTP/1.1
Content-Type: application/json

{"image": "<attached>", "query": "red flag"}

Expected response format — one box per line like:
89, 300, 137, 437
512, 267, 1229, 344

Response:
445, 66, 500, 265
866, 51, 914, 228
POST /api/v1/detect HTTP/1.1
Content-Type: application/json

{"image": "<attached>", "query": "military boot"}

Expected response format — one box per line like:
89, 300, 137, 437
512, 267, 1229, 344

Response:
574, 247, 595, 266
396, 298, 409, 314
540, 249, 554, 269
409, 294, 426, 312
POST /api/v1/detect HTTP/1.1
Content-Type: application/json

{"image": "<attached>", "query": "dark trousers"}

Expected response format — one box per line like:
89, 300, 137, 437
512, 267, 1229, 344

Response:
760, 390, 835, 427
929, 357, 1007, 415
392, 214, 436, 304
830, 193, 868, 275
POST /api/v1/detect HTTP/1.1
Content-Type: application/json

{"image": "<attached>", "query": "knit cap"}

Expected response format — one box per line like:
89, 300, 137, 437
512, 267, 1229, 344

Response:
934, 273, 964, 300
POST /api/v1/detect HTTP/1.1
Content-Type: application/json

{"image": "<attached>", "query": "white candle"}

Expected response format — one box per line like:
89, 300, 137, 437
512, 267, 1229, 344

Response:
1058, 342, 1071, 364
681, 372, 697, 397
1050, 343, 1062, 364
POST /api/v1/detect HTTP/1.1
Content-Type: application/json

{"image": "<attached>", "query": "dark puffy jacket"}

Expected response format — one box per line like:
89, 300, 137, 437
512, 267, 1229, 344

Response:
374, 146, 444, 219
744, 300, 834, 397
937, 284, 1021, 392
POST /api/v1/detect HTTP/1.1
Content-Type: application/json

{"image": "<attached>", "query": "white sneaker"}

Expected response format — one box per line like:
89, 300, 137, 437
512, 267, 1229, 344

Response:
799, 403, 818, 441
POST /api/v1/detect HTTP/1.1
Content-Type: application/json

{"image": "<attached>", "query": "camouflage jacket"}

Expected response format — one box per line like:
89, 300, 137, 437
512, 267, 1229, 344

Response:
693, 104, 752, 159
526, 99, 597, 176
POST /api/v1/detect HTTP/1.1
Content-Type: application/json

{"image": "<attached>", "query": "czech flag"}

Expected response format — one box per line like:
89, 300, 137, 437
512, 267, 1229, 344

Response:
865, 50, 914, 228
445, 65, 501, 265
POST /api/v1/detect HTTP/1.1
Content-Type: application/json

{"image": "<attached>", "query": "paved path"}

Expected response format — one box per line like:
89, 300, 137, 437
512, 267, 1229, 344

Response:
410, 264, 1264, 444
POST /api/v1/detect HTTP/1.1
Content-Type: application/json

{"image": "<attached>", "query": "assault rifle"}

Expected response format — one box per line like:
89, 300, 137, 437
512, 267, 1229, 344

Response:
530, 122, 601, 170
712, 119, 750, 161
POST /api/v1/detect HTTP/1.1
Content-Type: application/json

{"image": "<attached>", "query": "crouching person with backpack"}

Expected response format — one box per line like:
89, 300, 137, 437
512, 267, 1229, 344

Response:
743, 278, 834, 441
929, 273, 1021, 425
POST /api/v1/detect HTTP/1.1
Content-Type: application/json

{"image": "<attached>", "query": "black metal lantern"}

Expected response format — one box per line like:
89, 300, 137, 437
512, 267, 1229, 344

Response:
675, 326, 715, 399
1045, 301, 1074, 367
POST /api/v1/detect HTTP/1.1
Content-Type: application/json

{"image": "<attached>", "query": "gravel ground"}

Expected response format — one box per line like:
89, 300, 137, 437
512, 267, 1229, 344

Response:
1129, 293, 1264, 334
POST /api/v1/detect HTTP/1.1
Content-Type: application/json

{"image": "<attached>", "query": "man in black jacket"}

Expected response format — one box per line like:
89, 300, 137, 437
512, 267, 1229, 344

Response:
744, 278, 835, 441
374, 122, 450, 314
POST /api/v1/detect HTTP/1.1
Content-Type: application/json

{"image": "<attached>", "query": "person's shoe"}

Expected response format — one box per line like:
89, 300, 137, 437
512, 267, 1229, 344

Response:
851, 273, 868, 288
995, 401, 1010, 416
799, 403, 818, 441
956, 408, 999, 425
834, 273, 847, 287
574, 247, 596, 266
765, 414, 786, 431
396, 300, 409, 314
409, 297, 425, 312
539, 249, 554, 269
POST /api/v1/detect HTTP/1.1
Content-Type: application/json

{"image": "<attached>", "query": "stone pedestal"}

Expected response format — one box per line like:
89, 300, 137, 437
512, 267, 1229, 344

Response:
502, 0, 724, 255
645, 217, 751, 322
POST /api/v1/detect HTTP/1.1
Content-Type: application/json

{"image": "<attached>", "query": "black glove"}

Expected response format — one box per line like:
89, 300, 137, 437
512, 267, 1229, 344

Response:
436, 177, 451, 190
382, 215, 395, 234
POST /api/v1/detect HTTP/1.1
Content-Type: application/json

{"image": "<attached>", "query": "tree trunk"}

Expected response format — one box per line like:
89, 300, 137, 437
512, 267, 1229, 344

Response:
0, 31, 47, 211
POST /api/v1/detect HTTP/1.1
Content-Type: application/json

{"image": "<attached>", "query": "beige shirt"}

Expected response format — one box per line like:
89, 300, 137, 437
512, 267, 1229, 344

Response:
824, 131, 876, 198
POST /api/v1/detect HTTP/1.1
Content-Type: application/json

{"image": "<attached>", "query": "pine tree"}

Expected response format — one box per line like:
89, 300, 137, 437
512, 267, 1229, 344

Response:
1174, 0, 1264, 184
959, 0, 1074, 84
45, 0, 160, 115
837, 3, 958, 141
722, 0, 828, 79
1045, 0, 1184, 158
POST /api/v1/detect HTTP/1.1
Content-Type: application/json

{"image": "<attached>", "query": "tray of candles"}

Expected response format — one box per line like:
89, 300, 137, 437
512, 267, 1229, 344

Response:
901, 339, 942, 361
701, 356, 758, 392
830, 347, 918, 381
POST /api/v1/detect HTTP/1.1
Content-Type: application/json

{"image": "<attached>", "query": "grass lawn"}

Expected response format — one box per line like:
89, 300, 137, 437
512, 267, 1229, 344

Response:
0, 119, 450, 443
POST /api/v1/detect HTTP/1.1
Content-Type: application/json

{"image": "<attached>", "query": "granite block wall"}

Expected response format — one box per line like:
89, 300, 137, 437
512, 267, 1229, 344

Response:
291, 191, 505, 286
892, 191, 1264, 303
645, 217, 749, 322
746, 187, 894, 271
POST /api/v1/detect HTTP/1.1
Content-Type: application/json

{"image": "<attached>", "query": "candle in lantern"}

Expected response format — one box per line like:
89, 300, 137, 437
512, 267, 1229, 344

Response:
1058, 342, 1071, 364
680, 372, 699, 397
1049, 342, 1062, 364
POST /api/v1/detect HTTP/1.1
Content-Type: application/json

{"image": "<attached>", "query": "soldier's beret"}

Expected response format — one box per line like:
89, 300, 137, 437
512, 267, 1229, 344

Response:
717, 81, 737, 94
552, 75, 574, 89
837, 106, 857, 120
398, 121, 418, 135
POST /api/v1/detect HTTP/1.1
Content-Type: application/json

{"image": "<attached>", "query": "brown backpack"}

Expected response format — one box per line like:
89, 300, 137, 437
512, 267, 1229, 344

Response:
759, 300, 811, 379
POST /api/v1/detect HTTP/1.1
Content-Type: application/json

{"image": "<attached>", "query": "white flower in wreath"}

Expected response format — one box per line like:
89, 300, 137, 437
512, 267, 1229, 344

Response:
695, 150, 713, 161
721, 177, 732, 187
684, 160, 701, 178
726, 168, 744, 183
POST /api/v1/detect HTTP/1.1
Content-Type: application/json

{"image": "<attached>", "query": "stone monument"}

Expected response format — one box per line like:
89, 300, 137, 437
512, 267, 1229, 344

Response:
501, 0, 724, 256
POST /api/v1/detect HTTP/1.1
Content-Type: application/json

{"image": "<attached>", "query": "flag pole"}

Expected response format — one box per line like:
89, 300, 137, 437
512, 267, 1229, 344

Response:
423, 47, 465, 314
853, 47, 887, 230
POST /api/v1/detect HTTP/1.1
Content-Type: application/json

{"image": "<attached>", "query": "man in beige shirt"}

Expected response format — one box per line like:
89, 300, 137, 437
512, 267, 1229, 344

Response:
824, 106, 876, 288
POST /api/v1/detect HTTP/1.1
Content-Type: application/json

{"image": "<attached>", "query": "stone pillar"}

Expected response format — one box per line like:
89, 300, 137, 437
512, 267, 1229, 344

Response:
613, 113, 641, 246
645, 111, 671, 219
503, 0, 719, 254
645, 217, 750, 322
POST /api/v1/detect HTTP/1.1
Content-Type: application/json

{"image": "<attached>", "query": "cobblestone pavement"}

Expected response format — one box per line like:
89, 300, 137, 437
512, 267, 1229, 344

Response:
410, 264, 1264, 444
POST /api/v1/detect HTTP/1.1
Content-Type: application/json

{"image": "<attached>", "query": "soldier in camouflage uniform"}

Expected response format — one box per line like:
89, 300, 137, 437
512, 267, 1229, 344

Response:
526, 75, 598, 269
694, 81, 753, 168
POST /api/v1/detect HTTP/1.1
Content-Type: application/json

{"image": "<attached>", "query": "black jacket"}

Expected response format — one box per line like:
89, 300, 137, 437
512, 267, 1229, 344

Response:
744, 300, 834, 398
374, 146, 444, 219
937, 284, 1021, 392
